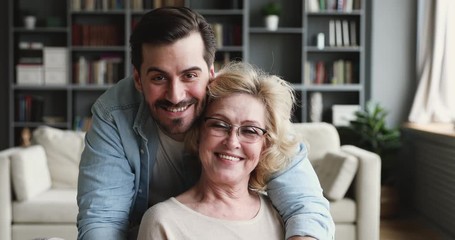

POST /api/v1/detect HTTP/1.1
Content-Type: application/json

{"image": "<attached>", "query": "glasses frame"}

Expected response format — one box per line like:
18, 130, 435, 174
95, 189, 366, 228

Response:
203, 117, 268, 143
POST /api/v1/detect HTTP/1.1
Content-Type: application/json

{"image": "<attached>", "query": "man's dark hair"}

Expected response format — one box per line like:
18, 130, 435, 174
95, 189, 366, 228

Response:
129, 7, 216, 71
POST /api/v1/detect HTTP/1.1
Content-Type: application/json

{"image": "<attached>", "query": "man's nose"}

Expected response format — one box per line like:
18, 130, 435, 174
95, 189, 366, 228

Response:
166, 79, 186, 104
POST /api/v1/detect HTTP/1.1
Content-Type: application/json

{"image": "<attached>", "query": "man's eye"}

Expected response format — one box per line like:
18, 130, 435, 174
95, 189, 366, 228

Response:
151, 75, 166, 81
185, 73, 197, 79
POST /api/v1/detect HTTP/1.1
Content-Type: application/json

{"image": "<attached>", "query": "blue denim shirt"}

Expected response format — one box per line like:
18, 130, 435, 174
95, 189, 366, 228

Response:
77, 76, 335, 240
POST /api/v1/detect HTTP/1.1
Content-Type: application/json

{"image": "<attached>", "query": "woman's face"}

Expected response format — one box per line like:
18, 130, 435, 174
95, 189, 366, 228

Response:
198, 93, 267, 187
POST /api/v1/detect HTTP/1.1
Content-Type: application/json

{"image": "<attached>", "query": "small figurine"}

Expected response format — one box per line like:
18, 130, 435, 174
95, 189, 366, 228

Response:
20, 127, 32, 147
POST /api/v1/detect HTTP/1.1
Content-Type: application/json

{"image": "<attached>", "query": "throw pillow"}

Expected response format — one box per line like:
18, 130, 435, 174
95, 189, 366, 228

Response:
314, 151, 358, 201
11, 145, 52, 201
32, 126, 86, 188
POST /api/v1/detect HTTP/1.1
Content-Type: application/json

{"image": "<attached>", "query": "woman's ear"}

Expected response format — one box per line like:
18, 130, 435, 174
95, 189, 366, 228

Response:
133, 68, 143, 92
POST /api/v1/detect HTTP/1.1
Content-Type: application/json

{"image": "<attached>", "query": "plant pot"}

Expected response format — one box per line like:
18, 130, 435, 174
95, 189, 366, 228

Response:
380, 184, 400, 218
264, 15, 279, 31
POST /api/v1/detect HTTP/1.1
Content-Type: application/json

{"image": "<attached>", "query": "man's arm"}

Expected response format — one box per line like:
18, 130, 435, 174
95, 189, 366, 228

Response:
77, 112, 135, 240
267, 142, 335, 240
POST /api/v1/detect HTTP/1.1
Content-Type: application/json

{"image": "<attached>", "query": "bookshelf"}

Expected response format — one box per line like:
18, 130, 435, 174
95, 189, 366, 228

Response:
302, 0, 366, 123
8, 0, 368, 146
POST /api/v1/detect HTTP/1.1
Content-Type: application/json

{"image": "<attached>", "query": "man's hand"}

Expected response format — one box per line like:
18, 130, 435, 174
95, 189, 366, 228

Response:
288, 236, 317, 240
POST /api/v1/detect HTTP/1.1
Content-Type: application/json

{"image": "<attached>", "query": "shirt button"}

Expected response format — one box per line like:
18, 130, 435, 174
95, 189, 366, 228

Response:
140, 148, 144, 154
138, 189, 142, 193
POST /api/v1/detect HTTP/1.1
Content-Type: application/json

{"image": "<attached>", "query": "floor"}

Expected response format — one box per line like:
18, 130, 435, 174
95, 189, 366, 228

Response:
380, 214, 448, 240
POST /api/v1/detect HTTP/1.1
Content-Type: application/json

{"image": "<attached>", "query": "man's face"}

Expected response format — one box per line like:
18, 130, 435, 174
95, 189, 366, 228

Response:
133, 32, 215, 141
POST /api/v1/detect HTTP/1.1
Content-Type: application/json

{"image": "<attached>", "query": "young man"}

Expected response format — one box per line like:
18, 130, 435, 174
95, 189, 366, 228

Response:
77, 7, 334, 240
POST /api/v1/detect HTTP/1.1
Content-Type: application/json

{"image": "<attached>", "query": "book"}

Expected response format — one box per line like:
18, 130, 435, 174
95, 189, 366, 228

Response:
153, 0, 162, 8
315, 61, 326, 84
327, 0, 337, 10
336, 0, 344, 11
335, 20, 343, 46
78, 56, 88, 85
342, 20, 350, 46
353, 0, 361, 9
211, 23, 223, 48
319, 0, 326, 10
304, 62, 311, 85
16, 95, 44, 122
131, 0, 143, 10
329, 20, 335, 46
345, 60, 353, 84
72, 0, 81, 10
350, 21, 357, 46
345, 0, 353, 12
307, 0, 320, 12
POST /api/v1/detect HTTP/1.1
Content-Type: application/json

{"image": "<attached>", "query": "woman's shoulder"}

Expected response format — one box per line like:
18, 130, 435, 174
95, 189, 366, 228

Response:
148, 197, 179, 212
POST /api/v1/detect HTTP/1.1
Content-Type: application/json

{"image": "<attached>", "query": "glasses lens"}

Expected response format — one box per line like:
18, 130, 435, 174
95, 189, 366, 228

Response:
238, 126, 263, 143
205, 118, 230, 137
204, 117, 266, 143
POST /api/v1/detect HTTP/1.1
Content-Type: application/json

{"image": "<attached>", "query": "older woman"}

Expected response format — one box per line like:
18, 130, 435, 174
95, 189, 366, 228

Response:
138, 61, 300, 239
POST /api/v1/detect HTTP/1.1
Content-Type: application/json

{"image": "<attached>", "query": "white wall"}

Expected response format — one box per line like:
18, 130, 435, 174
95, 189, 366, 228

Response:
369, 0, 417, 128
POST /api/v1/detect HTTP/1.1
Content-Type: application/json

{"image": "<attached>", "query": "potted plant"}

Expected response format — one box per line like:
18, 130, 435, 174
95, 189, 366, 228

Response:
262, 2, 281, 31
347, 101, 402, 218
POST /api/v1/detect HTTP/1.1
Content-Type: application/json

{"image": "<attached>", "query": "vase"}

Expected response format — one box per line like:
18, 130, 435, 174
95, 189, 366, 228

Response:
264, 15, 279, 31
310, 92, 323, 122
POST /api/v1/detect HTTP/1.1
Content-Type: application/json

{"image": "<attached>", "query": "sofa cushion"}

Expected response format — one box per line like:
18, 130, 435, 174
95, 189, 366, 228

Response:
329, 198, 356, 223
314, 151, 358, 201
10, 145, 52, 202
12, 189, 77, 223
292, 123, 341, 162
32, 126, 85, 188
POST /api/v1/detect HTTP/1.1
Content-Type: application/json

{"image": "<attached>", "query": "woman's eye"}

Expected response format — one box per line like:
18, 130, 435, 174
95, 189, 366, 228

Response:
241, 127, 260, 136
209, 121, 229, 130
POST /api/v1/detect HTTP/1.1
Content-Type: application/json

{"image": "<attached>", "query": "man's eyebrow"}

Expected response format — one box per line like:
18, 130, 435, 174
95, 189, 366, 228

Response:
180, 66, 202, 74
145, 66, 202, 75
145, 67, 165, 74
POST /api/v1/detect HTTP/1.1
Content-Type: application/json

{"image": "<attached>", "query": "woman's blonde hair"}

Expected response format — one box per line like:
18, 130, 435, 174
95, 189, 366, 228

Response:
185, 61, 299, 190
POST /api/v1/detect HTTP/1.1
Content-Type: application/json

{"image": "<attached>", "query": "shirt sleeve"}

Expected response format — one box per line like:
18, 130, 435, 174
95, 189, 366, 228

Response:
266, 142, 335, 240
77, 111, 135, 240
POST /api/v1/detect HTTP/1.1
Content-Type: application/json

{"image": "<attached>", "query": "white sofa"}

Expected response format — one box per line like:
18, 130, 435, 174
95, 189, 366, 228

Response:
0, 123, 380, 240
0, 126, 84, 240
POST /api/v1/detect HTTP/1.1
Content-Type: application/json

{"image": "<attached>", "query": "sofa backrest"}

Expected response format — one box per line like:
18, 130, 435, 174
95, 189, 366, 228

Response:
32, 126, 86, 188
291, 122, 341, 162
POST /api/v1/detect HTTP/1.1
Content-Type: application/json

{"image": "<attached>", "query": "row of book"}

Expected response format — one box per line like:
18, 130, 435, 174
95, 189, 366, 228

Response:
307, 0, 361, 12
72, 24, 122, 46
16, 95, 44, 122
131, 0, 184, 10
73, 56, 122, 85
328, 19, 357, 47
72, 0, 125, 11
305, 59, 356, 85
211, 23, 242, 48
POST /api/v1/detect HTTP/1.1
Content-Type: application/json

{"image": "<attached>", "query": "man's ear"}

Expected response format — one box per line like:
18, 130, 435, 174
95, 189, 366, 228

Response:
209, 64, 215, 82
133, 67, 143, 92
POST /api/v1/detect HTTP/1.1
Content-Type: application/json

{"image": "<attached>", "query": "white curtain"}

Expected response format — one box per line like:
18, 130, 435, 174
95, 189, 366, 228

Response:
408, 0, 455, 123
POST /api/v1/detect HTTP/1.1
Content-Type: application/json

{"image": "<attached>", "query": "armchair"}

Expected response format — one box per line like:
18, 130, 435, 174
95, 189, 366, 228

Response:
292, 122, 381, 240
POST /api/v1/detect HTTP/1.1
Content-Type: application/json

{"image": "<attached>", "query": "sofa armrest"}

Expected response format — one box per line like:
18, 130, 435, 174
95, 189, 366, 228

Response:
0, 148, 19, 240
341, 145, 381, 240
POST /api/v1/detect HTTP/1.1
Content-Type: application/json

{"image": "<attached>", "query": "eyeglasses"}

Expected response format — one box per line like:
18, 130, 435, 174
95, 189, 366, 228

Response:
203, 117, 267, 143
